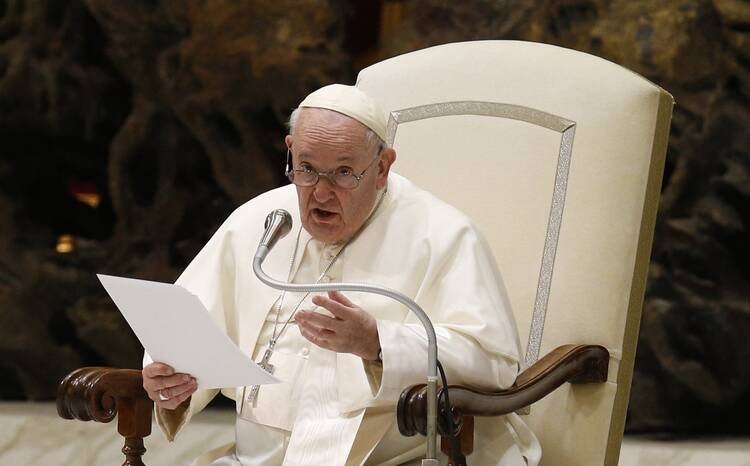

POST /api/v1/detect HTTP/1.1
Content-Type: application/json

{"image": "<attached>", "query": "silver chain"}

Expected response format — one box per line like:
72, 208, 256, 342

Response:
268, 228, 348, 348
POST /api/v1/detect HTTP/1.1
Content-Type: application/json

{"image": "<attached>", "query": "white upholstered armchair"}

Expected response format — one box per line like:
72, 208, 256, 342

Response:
356, 40, 673, 466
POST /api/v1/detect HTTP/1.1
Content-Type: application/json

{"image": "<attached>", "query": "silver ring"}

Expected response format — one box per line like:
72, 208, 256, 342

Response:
158, 390, 170, 401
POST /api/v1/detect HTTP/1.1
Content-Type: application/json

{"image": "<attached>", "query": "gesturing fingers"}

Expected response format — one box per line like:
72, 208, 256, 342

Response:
312, 294, 356, 320
298, 293, 380, 360
298, 320, 333, 349
297, 311, 335, 335
328, 290, 354, 307
297, 309, 341, 332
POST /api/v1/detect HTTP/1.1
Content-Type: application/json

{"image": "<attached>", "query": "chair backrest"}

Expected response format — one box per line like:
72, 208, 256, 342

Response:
357, 40, 673, 466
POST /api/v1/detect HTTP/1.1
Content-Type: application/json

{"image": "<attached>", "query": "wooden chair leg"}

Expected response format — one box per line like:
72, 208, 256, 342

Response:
117, 395, 152, 465
122, 436, 147, 466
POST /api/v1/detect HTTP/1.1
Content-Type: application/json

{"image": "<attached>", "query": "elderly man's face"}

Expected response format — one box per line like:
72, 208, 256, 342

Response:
285, 108, 395, 244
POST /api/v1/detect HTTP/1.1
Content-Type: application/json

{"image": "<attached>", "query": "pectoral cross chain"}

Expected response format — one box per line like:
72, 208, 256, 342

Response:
246, 347, 275, 404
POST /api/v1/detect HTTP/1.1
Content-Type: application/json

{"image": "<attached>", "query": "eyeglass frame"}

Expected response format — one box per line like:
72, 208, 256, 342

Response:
284, 144, 384, 189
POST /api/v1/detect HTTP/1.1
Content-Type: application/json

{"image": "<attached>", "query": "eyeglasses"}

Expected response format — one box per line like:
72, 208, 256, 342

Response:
285, 148, 382, 190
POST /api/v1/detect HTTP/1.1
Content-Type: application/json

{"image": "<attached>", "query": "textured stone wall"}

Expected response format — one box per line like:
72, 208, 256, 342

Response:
0, 0, 351, 399
1, 0, 748, 434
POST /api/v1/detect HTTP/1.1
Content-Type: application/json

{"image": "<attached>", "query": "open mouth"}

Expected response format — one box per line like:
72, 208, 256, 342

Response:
312, 208, 338, 222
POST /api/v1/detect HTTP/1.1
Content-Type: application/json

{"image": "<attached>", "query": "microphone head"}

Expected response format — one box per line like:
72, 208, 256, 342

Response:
259, 209, 293, 253
264, 209, 292, 237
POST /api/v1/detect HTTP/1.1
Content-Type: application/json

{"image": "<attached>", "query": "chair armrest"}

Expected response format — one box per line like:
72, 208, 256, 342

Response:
57, 367, 153, 465
398, 344, 609, 436
57, 367, 149, 423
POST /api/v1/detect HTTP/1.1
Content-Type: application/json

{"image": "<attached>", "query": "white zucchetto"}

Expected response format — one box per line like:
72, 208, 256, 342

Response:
298, 84, 387, 142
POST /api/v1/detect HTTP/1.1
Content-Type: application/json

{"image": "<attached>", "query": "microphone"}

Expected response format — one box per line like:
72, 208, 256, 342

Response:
255, 209, 292, 262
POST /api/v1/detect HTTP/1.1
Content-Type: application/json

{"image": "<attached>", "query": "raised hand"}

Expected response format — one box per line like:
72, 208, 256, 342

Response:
295, 291, 380, 361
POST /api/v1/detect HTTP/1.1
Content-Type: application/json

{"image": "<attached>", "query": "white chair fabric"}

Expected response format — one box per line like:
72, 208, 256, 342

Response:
356, 40, 673, 466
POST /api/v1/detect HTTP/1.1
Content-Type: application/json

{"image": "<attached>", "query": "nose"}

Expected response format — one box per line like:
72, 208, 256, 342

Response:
312, 177, 336, 203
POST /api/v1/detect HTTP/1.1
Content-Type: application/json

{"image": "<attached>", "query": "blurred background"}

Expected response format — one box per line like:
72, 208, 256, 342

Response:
1, 0, 749, 458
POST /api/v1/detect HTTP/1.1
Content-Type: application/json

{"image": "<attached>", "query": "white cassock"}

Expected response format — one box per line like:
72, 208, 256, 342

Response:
147, 173, 541, 466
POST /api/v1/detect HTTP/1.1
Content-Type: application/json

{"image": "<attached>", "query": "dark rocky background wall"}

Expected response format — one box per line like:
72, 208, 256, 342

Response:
1, 0, 748, 435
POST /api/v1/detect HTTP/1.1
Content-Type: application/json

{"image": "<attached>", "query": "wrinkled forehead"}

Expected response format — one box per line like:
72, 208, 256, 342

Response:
297, 107, 371, 136
293, 108, 375, 160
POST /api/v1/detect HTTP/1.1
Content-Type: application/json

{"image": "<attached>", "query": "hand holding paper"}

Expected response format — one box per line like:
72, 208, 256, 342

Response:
97, 274, 280, 390
142, 362, 196, 409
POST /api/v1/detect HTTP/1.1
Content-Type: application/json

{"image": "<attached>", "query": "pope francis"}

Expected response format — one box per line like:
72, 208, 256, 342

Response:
141, 84, 541, 465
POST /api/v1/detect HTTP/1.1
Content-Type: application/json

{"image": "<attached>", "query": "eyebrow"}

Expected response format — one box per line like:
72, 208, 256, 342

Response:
298, 153, 358, 166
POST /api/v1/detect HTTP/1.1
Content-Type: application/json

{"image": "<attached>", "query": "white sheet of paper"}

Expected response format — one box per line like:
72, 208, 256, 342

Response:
97, 273, 280, 389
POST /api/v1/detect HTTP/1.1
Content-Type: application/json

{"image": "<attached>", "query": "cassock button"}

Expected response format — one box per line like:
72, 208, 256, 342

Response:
300, 347, 309, 356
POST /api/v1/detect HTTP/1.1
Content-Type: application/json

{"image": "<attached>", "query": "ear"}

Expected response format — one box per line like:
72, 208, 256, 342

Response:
284, 135, 295, 173
376, 147, 396, 190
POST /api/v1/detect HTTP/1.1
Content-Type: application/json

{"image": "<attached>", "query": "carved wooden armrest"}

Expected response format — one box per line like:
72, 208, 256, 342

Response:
57, 367, 153, 466
397, 344, 609, 465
